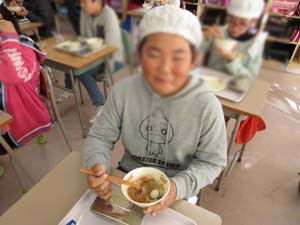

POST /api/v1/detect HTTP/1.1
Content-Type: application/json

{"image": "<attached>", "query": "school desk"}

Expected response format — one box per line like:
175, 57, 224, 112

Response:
39, 35, 117, 137
193, 67, 270, 190
0, 151, 222, 225
0, 110, 34, 192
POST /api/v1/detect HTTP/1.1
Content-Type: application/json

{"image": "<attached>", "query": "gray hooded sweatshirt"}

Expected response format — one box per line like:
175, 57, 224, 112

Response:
83, 74, 227, 200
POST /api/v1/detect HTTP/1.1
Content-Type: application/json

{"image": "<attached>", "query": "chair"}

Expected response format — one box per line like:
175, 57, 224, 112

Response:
40, 67, 73, 152
93, 28, 135, 101
196, 189, 202, 206
121, 28, 136, 75
94, 73, 110, 100
0, 67, 72, 193
0, 131, 34, 193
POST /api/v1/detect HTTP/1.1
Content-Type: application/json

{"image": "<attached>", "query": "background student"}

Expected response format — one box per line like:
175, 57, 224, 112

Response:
64, 0, 124, 123
201, 0, 267, 79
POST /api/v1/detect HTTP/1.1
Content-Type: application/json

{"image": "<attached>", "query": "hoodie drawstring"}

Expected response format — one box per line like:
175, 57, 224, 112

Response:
147, 94, 170, 174
164, 119, 170, 174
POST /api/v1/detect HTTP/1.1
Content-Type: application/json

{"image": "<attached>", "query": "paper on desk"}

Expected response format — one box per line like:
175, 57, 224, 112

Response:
141, 208, 197, 225
58, 190, 115, 225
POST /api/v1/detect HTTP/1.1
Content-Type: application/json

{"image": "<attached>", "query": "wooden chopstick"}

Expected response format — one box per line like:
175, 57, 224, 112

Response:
80, 167, 139, 188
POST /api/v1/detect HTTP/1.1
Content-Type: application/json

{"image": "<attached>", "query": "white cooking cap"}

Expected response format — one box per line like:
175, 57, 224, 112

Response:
139, 5, 202, 48
227, 0, 264, 19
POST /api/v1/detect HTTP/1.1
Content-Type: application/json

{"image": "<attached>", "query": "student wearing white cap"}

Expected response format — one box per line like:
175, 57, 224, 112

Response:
201, 0, 267, 80
83, 5, 227, 215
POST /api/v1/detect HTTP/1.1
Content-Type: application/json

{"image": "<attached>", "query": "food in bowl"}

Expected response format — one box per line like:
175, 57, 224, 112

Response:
203, 76, 227, 92
215, 38, 237, 53
121, 167, 170, 208
59, 41, 82, 52
127, 175, 167, 203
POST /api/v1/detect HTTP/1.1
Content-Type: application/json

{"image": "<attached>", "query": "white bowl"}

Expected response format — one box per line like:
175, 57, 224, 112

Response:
7, 6, 22, 13
121, 167, 170, 208
85, 37, 103, 50
215, 38, 237, 53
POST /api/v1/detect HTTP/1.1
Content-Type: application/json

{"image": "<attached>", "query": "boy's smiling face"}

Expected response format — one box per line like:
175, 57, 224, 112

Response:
80, 0, 103, 16
140, 33, 195, 97
226, 15, 255, 38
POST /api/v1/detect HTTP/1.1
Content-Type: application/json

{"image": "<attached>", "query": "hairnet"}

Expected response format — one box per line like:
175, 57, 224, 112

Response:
227, 0, 264, 19
139, 5, 202, 48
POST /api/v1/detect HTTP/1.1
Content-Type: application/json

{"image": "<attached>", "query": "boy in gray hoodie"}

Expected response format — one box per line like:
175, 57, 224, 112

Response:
83, 5, 227, 216
64, 0, 124, 123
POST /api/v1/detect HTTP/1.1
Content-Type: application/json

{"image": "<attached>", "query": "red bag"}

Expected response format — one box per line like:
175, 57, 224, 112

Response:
235, 116, 266, 144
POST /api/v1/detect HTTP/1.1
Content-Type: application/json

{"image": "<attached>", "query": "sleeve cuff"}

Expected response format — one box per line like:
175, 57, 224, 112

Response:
1, 32, 20, 47
83, 156, 111, 174
171, 176, 187, 200
0, 32, 19, 40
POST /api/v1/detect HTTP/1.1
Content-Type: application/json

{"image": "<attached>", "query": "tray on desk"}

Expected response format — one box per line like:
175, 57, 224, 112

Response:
55, 38, 106, 57
58, 184, 144, 225
58, 185, 197, 225
192, 67, 249, 103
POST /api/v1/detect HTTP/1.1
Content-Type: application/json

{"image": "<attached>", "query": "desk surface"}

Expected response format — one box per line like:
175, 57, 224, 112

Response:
40, 35, 117, 71
0, 110, 13, 128
0, 152, 222, 225
220, 79, 270, 117
19, 22, 43, 33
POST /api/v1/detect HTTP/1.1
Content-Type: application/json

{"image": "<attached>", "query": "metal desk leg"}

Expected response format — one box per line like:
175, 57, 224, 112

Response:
77, 81, 84, 104
196, 189, 202, 206
69, 70, 86, 138
238, 144, 247, 162
215, 114, 243, 191
33, 28, 42, 42
225, 143, 247, 177
214, 170, 224, 191
45, 69, 73, 152
0, 135, 34, 193
105, 58, 114, 85
227, 114, 243, 157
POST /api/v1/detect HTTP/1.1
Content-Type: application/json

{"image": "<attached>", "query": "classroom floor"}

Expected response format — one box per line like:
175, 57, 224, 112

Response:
1, 19, 300, 225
